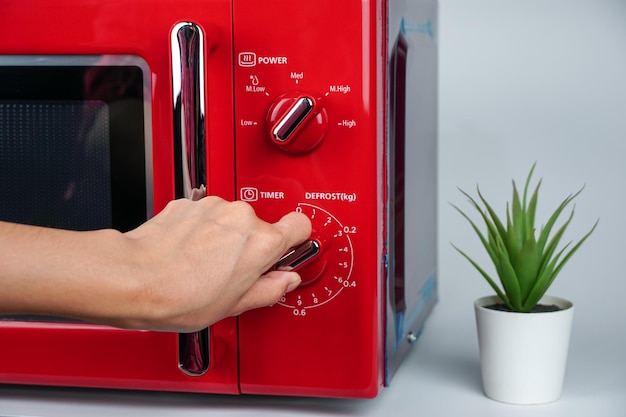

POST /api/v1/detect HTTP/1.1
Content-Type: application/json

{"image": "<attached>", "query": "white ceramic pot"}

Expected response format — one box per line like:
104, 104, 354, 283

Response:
474, 295, 574, 405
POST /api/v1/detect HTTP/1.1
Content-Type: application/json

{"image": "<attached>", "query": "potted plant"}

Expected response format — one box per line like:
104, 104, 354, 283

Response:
451, 164, 598, 404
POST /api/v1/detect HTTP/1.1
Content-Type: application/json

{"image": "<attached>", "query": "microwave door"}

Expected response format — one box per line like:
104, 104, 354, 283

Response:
171, 22, 210, 376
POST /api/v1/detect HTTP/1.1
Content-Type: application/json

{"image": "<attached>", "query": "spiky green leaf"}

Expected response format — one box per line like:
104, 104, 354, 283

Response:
515, 236, 542, 301
548, 219, 599, 288
511, 180, 525, 248
522, 245, 567, 311
526, 179, 541, 240
451, 164, 597, 312
450, 202, 500, 268
493, 238, 523, 310
452, 243, 512, 309
505, 203, 522, 268
536, 188, 584, 253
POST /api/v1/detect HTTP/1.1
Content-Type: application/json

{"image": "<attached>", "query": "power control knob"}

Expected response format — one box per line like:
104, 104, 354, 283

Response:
266, 92, 328, 154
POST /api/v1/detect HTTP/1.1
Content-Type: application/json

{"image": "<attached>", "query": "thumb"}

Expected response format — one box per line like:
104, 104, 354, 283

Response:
231, 271, 301, 316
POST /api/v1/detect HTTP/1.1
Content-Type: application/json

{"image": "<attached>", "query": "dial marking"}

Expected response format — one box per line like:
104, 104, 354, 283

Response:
278, 203, 354, 312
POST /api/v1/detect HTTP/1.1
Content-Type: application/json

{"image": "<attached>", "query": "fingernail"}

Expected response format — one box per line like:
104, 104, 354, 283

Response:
286, 274, 302, 292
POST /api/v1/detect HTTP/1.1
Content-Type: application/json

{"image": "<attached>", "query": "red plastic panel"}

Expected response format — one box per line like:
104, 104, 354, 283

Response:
0, 321, 238, 394
233, 0, 386, 398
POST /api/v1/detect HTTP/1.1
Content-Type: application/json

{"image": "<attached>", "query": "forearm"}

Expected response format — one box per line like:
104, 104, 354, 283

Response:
0, 221, 142, 325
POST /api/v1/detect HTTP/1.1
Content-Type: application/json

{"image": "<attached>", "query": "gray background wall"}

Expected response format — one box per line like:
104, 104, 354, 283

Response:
437, 1, 626, 412
439, 0, 626, 327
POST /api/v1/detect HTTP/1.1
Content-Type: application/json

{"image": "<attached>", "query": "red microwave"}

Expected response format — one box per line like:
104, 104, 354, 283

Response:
0, 0, 438, 398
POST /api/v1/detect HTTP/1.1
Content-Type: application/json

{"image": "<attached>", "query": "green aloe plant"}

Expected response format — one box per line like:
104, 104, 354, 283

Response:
451, 164, 598, 312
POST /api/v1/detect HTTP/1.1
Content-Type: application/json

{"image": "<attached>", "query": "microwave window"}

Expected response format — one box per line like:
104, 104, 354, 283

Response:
0, 60, 151, 233
0, 100, 113, 230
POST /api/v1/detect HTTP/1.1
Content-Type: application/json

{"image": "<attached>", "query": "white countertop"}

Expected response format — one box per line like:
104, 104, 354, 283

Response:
1, 295, 625, 417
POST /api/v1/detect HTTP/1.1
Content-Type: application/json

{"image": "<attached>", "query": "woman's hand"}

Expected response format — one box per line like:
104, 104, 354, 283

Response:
123, 197, 312, 331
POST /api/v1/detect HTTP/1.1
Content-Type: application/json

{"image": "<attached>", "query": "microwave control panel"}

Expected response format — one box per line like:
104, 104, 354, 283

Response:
233, 0, 382, 397
232, 23, 375, 313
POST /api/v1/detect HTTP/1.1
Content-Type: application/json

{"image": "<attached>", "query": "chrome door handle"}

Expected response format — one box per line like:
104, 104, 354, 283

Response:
171, 21, 210, 376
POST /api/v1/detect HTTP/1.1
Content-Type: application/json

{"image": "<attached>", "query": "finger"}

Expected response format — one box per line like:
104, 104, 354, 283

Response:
190, 185, 206, 201
231, 270, 301, 315
256, 212, 312, 274
272, 211, 312, 247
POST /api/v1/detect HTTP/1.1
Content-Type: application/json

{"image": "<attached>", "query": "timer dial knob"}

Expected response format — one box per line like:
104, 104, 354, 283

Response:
277, 203, 355, 312
266, 92, 328, 154
274, 232, 329, 286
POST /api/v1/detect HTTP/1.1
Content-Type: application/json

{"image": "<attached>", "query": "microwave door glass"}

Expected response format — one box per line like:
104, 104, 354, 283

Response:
0, 99, 113, 230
